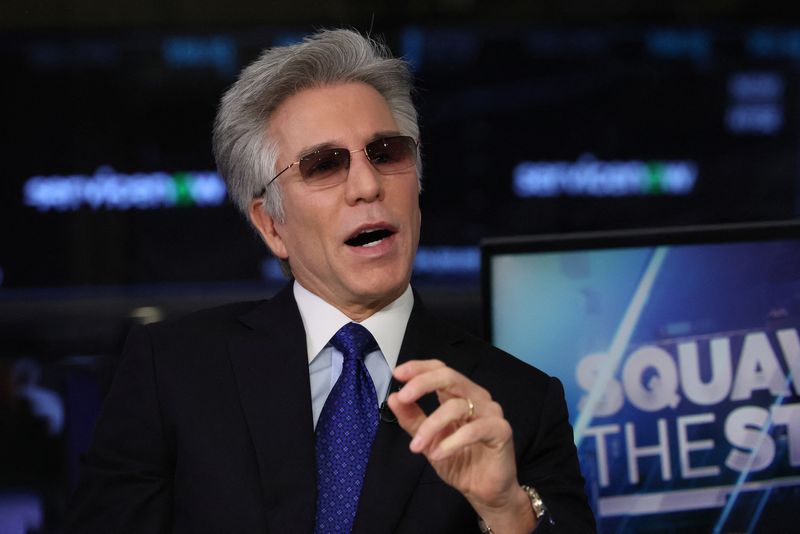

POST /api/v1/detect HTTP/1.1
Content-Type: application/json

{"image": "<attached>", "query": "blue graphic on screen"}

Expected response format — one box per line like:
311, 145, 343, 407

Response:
490, 240, 800, 532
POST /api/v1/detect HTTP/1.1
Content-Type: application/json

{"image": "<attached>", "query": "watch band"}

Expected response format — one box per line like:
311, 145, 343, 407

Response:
521, 484, 547, 520
477, 485, 548, 533
477, 518, 493, 534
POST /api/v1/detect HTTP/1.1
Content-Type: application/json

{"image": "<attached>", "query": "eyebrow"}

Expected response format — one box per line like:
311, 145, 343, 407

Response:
295, 130, 404, 160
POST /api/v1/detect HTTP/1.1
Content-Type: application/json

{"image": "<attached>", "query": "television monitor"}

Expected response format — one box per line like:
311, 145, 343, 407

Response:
482, 220, 800, 533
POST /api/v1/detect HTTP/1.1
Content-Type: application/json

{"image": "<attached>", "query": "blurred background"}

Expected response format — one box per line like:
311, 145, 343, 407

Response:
3, 0, 800, 532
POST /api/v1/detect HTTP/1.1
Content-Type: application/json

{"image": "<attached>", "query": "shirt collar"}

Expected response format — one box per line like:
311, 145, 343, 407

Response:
293, 280, 414, 370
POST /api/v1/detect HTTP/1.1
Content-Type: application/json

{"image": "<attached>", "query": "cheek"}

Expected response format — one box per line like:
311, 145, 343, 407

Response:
280, 197, 328, 245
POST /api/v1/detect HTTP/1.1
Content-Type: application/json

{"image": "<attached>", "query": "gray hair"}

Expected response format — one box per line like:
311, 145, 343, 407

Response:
213, 29, 421, 224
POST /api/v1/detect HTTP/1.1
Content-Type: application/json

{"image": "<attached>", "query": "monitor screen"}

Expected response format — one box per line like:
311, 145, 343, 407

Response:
482, 220, 800, 532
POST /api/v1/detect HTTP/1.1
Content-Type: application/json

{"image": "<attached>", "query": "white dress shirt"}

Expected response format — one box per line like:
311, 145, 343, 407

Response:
293, 281, 414, 427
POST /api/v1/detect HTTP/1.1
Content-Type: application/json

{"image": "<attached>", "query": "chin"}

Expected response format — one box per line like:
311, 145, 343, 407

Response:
350, 272, 409, 302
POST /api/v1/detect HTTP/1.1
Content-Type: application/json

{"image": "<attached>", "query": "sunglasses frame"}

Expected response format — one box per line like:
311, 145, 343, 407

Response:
255, 135, 418, 198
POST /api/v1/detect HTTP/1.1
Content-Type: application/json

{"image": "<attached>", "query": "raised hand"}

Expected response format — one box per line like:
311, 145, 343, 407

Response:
387, 359, 536, 533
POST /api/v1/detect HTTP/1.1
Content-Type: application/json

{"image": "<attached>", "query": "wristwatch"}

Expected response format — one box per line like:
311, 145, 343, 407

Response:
521, 485, 547, 521
477, 485, 548, 533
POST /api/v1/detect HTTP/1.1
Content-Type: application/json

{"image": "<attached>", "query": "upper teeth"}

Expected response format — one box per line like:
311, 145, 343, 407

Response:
356, 228, 385, 247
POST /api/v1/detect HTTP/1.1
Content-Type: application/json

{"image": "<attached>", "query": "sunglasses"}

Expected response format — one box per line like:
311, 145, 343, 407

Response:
258, 135, 418, 194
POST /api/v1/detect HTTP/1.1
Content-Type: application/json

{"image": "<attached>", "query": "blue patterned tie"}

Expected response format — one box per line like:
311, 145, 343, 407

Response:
314, 322, 380, 534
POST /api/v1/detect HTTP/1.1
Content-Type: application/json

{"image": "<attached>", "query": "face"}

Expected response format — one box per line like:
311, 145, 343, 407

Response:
250, 83, 421, 320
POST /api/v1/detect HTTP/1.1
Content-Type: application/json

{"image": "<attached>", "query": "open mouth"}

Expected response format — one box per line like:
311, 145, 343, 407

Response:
345, 228, 395, 248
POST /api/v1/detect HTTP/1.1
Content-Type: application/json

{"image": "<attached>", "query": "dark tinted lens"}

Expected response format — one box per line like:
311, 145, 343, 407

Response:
366, 136, 416, 173
298, 148, 350, 183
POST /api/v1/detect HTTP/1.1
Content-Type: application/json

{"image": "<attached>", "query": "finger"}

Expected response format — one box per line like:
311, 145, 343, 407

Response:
392, 359, 446, 382
386, 391, 427, 437
409, 397, 474, 453
430, 417, 513, 462
396, 365, 488, 404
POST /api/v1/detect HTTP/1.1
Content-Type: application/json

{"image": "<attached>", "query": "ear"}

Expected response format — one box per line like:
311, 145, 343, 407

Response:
249, 199, 289, 260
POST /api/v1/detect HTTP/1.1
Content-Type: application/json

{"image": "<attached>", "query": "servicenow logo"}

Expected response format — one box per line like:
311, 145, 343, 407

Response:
513, 153, 697, 198
24, 166, 227, 211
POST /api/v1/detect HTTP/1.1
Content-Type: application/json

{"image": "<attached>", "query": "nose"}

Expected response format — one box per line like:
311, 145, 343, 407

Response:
344, 148, 383, 205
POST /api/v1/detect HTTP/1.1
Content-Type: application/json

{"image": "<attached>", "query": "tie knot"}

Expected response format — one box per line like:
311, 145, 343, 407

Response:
330, 322, 378, 361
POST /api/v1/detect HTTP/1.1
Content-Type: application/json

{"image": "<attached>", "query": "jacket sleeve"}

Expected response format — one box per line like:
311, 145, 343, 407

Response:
518, 376, 597, 533
65, 325, 173, 533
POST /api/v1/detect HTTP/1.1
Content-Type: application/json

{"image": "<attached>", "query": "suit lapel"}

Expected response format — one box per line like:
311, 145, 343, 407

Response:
353, 296, 481, 533
228, 284, 316, 533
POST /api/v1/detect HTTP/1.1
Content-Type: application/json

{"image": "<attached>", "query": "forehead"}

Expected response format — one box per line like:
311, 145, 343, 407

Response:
268, 82, 399, 159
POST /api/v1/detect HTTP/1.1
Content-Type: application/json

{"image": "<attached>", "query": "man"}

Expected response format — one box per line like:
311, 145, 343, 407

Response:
66, 29, 595, 533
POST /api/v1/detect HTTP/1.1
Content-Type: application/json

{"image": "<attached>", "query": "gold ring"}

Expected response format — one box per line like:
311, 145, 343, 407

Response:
465, 397, 475, 420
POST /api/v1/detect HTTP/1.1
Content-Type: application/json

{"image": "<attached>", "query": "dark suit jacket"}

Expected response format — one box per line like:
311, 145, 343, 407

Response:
66, 284, 595, 533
